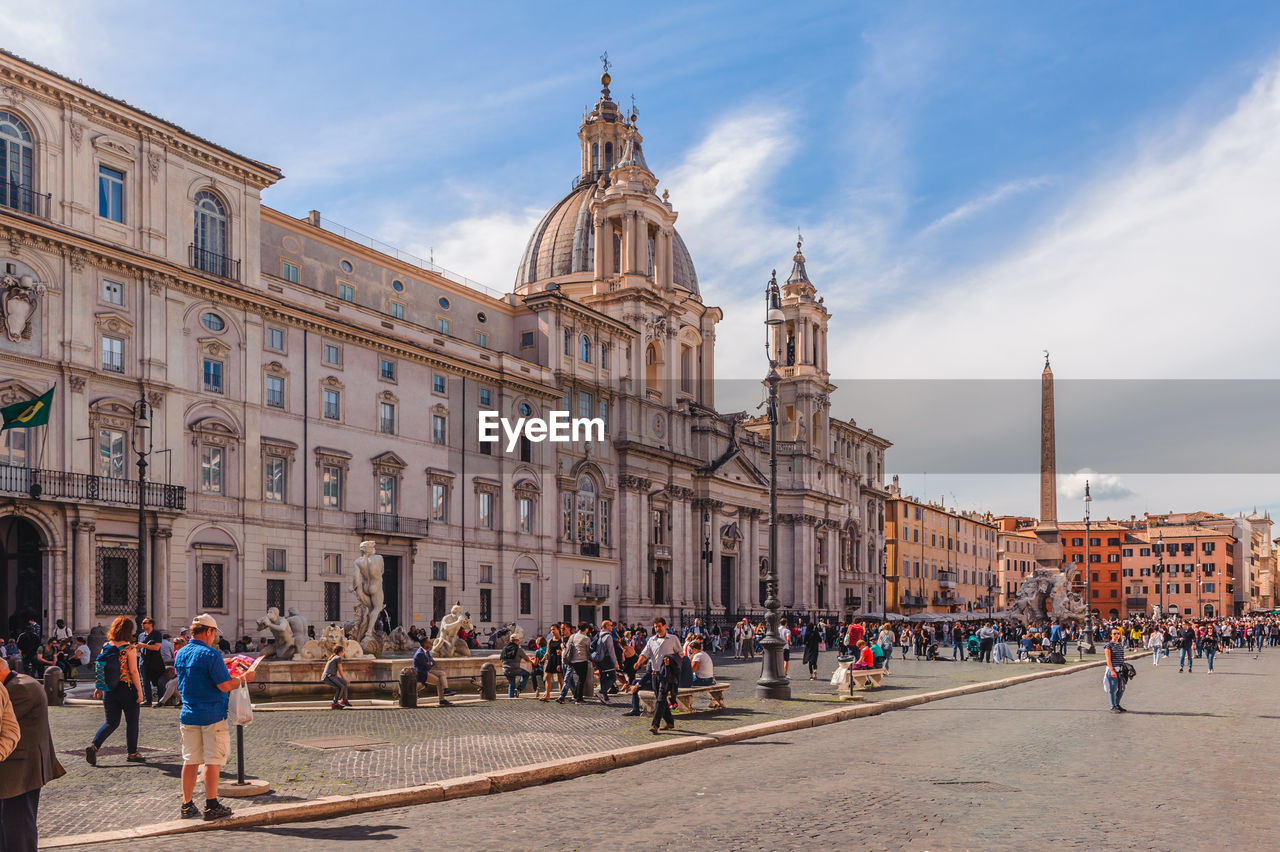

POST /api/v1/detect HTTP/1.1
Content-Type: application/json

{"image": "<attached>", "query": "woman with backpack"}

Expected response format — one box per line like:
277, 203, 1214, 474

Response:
85, 616, 145, 765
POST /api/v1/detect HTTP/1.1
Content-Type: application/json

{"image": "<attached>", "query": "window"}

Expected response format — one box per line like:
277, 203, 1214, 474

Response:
1123, 548, 1133, 557
436, 317, 451, 335
438, 296, 451, 309
379, 359, 396, 381
580, 334, 592, 363
519, 496, 533, 533
390, 301, 405, 319
98, 428, 125, 478
281, 261, 300, 283
323, 388, 340, 420
265, 375, 285, 408
478, 491, 494, 529
321, 465, 342, 509
0, 427, 28, 467
267, 578, 285, 613
201, 312, 225, 332
479, 437, 492, 456
266, 327, 285, 351
379, 401, 395, 434
432, 375, 446, 394
600, 498, 611, 546
479, 387, 491, 407
576, 476, 596, 543
564, 329, 572, 356
479, 564, 493, 584
479, 588, 492, 623
431, 483, 448, 522
102, 279, 124, 305
578, 391, 592, 420
323, 342, 341, 365
201, 562, 225, 610
680, 344, 694, 393
477, 310, 487, 323
202, 359, 223, 393
519, 436, 531, 462
520, 402, 533, 417
322, 553, 342, 575
340, 260, 353, 274
324, 582, 341, 622
601, 343, 609, 370
378, 475, 396, 514
200, 445, 223, 494
101, 335, 124, 372
475, 330, 488, 348
0, 111, 35, 213
519, 582, 532, 615
338, 282, 354, 302
1089, 537, 1101, 547
193, 190, 228, 267
266, 548, 286, 573
98, 165, 124, 222
521, 331, 535, 348
432, 560, 447, 581
264, 457, 285, 503
432, 414, 446, 444
1072, 538, 1083, 547
392, 279, 404, 292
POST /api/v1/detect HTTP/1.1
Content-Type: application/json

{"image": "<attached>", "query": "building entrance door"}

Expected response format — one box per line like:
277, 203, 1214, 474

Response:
1, 516, 43, 637
720, 555, 734, 615
382, 555, 401, 629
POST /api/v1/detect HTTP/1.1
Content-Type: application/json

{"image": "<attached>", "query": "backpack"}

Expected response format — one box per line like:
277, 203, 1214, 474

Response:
589, 633, 610, 666
95, 644, 122, 692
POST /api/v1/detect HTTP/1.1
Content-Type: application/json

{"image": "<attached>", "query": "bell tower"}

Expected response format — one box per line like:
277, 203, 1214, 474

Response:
578, 55, 631, 181
768, 237, 833, 452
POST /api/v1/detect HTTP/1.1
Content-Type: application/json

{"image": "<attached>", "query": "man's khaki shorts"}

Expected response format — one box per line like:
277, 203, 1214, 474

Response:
180, 720, 230, 766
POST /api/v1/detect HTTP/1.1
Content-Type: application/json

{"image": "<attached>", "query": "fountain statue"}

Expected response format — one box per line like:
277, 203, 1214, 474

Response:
431, 604, 473, 658
349, 540, 384, 644
257, 607, 298, 660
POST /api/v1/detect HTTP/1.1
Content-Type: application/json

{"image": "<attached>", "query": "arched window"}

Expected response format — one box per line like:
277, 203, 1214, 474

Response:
0, 111, 35, 212
576, 475, 596, 543
604, 142, 613, 171
193, 190, 229, 274
591, 142, 599, 172
645, 342, 661, 394
580, 334, 592, 363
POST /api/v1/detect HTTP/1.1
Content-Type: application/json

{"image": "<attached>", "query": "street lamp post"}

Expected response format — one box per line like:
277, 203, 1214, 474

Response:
757, 270, 790, 700
1155, 531, 1165, 621
1082, 480, 1094, 651
702, 509, 713, 630
131, 397, 152, 627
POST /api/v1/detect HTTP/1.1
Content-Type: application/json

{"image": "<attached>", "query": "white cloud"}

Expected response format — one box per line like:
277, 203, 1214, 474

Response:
920, 177, 1051, 235
1059, 469, 1134, 502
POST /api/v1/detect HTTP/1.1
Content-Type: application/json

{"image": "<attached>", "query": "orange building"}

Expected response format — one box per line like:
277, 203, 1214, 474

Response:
995, 518, 1038, 611
1060, 521, 1129, 620
886, 488, 998, 616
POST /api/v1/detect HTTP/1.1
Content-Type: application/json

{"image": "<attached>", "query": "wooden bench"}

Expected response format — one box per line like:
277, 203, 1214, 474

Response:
833, 664, 888, 694
638, 683, 729, 715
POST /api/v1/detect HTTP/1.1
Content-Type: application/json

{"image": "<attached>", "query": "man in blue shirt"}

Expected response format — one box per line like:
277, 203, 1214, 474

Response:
174, 613, 255, 821
412, 635, 453, 705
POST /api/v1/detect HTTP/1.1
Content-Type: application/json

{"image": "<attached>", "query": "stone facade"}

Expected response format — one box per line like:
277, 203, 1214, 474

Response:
0, 53, 889, 640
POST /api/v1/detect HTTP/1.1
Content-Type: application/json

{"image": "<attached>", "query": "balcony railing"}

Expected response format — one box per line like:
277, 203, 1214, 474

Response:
900, 593, 927, 608
579, 541, 601, 557
354, 511, 429, 538
0, 465, 185, 510
189, 244, 241, 281
574, 583, 610, 599
1126, 597, 1148, 611
843, 595, 862, 610
2, 183, 51, 220
938, 570, 957, 589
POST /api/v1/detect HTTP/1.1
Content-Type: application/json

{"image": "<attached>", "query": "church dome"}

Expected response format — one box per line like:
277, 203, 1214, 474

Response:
513, 182, 699, 295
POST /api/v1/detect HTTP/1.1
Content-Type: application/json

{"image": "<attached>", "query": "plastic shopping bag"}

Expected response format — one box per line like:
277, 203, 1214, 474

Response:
228, 684, 253, 726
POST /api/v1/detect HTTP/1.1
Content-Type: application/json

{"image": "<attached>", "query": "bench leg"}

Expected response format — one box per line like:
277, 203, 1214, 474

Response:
708, 690, 726, 710
639, 697, 656, 715
677, 696, 694, 714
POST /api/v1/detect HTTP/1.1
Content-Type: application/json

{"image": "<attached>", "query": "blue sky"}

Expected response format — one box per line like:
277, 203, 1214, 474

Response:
8, 1, 1280, 520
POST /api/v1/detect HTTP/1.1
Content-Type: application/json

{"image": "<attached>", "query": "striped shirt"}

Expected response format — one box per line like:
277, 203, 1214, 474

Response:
1104, 641, 1126, 671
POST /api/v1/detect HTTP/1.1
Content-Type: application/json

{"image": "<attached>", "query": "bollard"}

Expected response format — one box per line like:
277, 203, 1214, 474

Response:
220, 722, 271, 797
236, 724, 245, 784
43, 667, 64, 707
582, 664, 595, 699
479, 662, 497, 700
399, 666, 418, 708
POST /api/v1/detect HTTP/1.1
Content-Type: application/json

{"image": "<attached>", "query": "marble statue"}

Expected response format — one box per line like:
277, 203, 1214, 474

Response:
256, 606, 297, 660
1009, 567, 1087, 625
0, 272, 45, 343
431, 604, 473, 658
491, 622, 525, 648
386, 625, 415, 654
349, 540, 384, 643
285, 607, 309, 648
299, 624, 370, 661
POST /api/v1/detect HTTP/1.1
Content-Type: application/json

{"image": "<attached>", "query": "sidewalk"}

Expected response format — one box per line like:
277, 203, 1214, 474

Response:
38, 648, 1088, 840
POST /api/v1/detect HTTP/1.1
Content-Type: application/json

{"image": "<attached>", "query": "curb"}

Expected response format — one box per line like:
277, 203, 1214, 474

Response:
41, 652, 1133, 849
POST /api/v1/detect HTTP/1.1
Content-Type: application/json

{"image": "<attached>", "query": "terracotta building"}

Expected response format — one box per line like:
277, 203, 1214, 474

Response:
885, 483, 998, 616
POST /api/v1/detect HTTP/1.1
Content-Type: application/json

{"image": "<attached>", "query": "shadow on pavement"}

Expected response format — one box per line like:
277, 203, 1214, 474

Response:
234, 823, 406, 841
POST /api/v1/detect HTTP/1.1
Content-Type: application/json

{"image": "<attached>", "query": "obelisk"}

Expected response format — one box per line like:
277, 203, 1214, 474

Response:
1034, 353, 1063, 568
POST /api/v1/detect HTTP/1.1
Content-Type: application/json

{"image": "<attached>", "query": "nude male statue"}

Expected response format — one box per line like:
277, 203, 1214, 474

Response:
350, 540, 384, 642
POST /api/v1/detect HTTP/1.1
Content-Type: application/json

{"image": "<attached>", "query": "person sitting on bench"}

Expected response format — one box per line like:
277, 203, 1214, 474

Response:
851, 640, 875, 670
689, 640, 715, 686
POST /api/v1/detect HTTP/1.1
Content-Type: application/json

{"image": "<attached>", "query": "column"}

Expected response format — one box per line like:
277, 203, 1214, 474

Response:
74, 521, 94, 633
593, 216, 606, 279
621, 213, 635, 274
710, 507, 723, 610
151, 528, 172, 631
742, 510, 758, 612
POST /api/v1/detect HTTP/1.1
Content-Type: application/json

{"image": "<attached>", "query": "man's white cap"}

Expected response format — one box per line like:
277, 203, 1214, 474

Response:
190, 613, 219, 631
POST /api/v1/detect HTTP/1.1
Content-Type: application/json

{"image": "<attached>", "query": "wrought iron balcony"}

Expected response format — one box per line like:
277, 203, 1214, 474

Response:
938, 570, 957, 589
900, 593, 927, 608
0, 466, 184, 510
2, 183, 51, 220
843, 594, 862, 610
189, 244, 241, 281
579, 541, 601, 557
1126, 597, 1148, 611
354, 511, 429, 538
573, 582, 610, 600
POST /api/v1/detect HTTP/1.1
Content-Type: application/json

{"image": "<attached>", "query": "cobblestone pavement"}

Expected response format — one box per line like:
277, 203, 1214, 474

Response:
57, 643, 1280, 851
43, 648, 1081, 840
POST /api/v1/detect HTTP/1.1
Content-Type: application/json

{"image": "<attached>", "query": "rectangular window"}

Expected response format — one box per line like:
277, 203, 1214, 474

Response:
102, 278, 124, 305
479, 387, 491, 407
479, 564, 494, 584
98, 165, 124, 222
600, 499, 611, 546
321, 465, 342, 509
563, 328, 572, 355
432, 483, 448, 522
475, 330, 488, 348
378, 475, 396, 514
519, 496, 533, 533
98, 428, 126, 478
436, 317, 451, 335
203, 359, 223, 393
265, 375, 285, 408
0, 427, 28, 467
266, 327, 285, 351
478, 492, 493, 529
201, 562, 225, 610
578, 391, 591, 420
479, 588, 492, 623
519, 582, 532, 615
390, 301, 405, 319
520, 330, 534, 348
96, 547, 134, 612
323, 388, 340, 420
266, 578, 286, 614
432, 415, 446, 444
324, 582, 341, 622
266, 548, 286, 573
200, 445, 223, 494
323, 342, 341, 365
372, 361, 393, 384
338, 282, 354, 302
432, 560, 447, 581
101, 336, 124, 372
322, 552, 342, 575
281, 261, 300, 283
479, 438, 492, 456
264, 457, 285, 503
599, 400, 608, 434
432, 375, 446, 394
379, 402, 395, 434
601, 343, 609, 370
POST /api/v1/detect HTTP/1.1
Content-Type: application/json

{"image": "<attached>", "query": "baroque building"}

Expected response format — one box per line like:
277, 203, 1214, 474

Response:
0, 52, 889, 639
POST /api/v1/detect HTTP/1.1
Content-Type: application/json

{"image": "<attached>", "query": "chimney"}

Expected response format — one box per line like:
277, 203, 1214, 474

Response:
307, 210, 321, 227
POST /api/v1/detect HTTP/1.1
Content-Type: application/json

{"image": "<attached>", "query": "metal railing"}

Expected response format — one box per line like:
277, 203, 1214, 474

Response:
900, 593, 927, 607
354, 511, 429, 538
0, 465, 185, 509
2, 182, 51, 219
189, 244, 241, 281
573, 583, 610, 599
579, 541, 601, 557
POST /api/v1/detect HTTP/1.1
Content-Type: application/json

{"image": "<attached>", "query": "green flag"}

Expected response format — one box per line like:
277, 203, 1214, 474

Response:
1, 386, 54, 430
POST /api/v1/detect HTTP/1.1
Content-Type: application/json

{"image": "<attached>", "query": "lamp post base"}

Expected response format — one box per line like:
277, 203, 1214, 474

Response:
755, 639, 791, 700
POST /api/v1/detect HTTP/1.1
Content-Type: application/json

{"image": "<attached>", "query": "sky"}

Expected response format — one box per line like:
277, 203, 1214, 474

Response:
6, 1, 1280, 522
